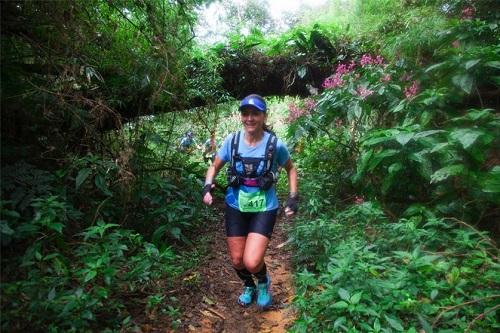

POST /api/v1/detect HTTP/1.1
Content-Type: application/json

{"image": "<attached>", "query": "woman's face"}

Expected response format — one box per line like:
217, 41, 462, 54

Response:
240, 107, 266, 135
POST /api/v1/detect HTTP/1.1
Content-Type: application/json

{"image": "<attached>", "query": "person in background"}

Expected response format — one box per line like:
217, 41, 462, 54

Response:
201, 94, 298, 310
203, 136, 217, 164
179, 130, 196, 152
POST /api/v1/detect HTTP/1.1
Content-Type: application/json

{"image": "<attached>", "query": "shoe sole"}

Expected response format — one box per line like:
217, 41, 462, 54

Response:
257, 298, 272, 310
237, 299, 253, 307
237, 292, 255, 307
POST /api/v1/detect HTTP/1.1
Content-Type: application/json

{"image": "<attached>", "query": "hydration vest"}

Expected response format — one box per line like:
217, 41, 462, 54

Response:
227, 131, 278, 190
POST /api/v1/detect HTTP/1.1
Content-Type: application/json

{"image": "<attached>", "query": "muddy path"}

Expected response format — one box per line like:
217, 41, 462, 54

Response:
172, 206, 296, 333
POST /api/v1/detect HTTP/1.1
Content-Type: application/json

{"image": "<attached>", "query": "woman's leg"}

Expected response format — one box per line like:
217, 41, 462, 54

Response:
242, 233, 270, 273
228, 236, 255, 286
225, 205, 249, 270
244, 210, 277, 309
227, 236, 246, 269
243, 208, 277, 273
225, 205, 256, 294
227, 236, 256, 306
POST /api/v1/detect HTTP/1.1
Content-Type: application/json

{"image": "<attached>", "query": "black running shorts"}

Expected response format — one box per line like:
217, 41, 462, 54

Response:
225, 204, 278, 239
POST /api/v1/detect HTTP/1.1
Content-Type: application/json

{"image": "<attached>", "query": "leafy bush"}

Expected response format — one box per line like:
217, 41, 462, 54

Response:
1, 144, 208, 331
290, 204, 500, 332
286, 1, 499, 332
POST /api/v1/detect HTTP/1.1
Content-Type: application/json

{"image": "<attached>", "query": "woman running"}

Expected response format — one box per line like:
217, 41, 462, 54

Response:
202, 94, 298, 309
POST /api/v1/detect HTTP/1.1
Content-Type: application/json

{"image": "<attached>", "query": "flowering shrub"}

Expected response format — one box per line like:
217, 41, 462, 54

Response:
287, 2, 499, 332
461, 6, 475, 20
321, 61, 356, 89
380, 73, 391, 82
360, 54, 384, 66
403, 80, 419, 99
287, 98, 316, 123
355, 85, 374, 99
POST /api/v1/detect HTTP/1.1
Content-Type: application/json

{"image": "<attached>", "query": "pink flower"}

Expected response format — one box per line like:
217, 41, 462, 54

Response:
304, 98, 316, 111
381, 74, 392, 82
374, 55, 385, 65
360, 54, 373, 66
356, 85, 374, 99
334, 61, 356, 75
347, 60, 356, 72
354, 195, 364, 204
287, 103, 309, 123
322, 61, 357, 89
461, 6, 475, 20
335, 63, 349, 75
404, 81, 419, 99
452, 40, 461, 48
360, 54, 385, 67
322, 73, 344, 89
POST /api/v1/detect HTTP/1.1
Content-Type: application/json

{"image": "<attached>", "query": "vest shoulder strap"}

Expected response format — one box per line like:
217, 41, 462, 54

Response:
230, 131, 240, 166
264, 132, 278, 173
230, 130, 277, 172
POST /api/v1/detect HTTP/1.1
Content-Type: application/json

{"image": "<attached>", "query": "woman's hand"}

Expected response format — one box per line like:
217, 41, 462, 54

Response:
202, 156, 225, 206
202, 184, 215, 206
284, 193, 298, 217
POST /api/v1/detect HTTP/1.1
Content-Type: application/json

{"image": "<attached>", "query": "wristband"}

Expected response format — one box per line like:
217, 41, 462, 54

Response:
285, 194, 299, 213
202, 183, 213, 197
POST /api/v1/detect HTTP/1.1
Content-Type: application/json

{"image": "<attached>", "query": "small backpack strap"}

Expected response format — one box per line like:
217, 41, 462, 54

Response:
263, 132, 277, 174
230, 131, 240, 170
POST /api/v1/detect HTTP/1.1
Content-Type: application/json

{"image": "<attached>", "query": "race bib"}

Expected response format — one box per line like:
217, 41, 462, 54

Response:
239, 190, 266, 212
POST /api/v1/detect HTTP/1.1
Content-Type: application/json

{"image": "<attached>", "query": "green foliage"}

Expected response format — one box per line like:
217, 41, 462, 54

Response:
1, 132, 209, 331
186, 48, 231, 105
290, 205, 499, 332
1, 0, 203, 155
2, 222, 185, 332
2, 0, 499, 332
286, 1, 500, 331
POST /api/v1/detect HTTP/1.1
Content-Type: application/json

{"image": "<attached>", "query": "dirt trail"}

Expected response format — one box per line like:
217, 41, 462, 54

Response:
172, 207, 296, 333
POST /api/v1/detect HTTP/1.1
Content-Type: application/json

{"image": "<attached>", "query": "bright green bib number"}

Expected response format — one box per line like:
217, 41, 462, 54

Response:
239, 190, 266, 212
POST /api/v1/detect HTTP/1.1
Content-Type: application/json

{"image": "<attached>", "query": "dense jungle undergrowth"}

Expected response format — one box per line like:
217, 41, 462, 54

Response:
1, 0, 499, 332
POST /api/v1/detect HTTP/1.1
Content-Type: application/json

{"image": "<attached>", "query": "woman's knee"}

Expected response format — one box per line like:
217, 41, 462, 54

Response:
230, 255, 244, 268
243, 257, 263, 273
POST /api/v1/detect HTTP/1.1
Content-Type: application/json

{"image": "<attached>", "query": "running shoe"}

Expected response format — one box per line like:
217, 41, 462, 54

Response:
237, 286, 256, 307
256, 273, 272, 310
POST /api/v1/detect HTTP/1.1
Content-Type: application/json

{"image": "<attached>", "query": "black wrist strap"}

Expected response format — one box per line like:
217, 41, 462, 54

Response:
286, 194, 299, 213
202, 184, 213, 197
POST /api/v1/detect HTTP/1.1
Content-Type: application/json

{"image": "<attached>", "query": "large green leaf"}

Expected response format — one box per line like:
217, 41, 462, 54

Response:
382, 162, 403, 194
450, 128, 484, 149
95, 173, 112, 196
75, 168, 92, 189
430, 164, 465, 183
338, 288, 350, 301
485, 61, 500, 69
362, 128, 400, 146
413, 130, 444, 139
395, 132, 415, 146
452, 74, 473, 94
480, 166, 500, 193
354, 149, 374, 181
384, 315, 404, 331
410, 150, 433, 180
425, 62, 446, 73
465, 59, 480, 70
368, 149, 400, 171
